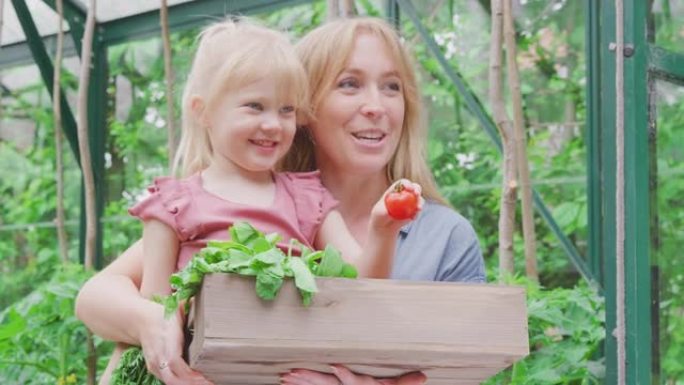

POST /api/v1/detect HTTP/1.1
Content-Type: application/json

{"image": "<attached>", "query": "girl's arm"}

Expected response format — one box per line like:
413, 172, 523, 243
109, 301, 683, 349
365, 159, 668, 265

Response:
140, 219, 179, 299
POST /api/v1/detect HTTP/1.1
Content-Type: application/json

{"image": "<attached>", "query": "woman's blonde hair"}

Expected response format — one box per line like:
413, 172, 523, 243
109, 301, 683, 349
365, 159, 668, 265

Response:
173, 17, 309, 177
281, 17, 448, 205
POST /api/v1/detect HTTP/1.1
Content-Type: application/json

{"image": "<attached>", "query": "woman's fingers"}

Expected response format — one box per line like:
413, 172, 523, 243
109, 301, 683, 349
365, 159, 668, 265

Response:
396, 371, 427, 385
331, 365, 359, 384
331, 365, 377, 385
282, 367, 426, 385
168, 357, 212, 384
281, 369, 338, 385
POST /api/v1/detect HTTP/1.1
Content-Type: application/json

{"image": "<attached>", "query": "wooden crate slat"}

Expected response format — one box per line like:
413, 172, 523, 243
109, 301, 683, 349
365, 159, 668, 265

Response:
189, 274, 528, 385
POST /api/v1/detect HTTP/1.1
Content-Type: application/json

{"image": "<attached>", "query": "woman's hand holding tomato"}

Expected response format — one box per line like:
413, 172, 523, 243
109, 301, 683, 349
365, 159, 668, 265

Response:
369, 179, 423, 235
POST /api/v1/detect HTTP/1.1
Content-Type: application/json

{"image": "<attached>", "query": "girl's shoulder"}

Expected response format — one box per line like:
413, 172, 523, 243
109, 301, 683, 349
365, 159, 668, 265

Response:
275, 170, 332, 199
274, 170, 338, 241
140, 174, 199, 202
129, 175, 200, 238
276, 170, 324, 186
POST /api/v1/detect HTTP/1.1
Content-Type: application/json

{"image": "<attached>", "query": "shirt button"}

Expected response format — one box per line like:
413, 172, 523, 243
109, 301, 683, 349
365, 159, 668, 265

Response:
170, 207, 179, 214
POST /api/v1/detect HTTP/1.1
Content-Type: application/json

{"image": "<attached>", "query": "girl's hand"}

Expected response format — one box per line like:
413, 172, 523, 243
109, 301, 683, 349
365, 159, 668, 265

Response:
281, 365, 427, 385
139, 305, 213, 385
370, 179, 424, 234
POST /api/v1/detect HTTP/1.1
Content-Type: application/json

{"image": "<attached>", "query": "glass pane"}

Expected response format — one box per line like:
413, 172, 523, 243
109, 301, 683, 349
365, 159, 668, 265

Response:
653, 79, 684, 384
400, 0, 589, 282
652, 0, 684, 52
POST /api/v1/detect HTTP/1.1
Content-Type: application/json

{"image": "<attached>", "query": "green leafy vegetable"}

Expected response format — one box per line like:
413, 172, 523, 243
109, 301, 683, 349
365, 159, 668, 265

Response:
110, 347, 163, 385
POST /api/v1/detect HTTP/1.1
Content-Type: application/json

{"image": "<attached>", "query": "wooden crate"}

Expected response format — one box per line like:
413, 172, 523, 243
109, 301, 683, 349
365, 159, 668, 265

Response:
188, 274, 528, 385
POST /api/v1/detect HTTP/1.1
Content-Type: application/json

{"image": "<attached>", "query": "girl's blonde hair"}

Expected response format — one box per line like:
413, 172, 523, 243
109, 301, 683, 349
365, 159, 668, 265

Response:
173, 17, 309, 177
281, 17, 448, 206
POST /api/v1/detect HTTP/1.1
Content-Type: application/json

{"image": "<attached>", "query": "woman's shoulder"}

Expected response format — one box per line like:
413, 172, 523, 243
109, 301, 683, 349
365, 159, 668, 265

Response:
412, 200, 475, 232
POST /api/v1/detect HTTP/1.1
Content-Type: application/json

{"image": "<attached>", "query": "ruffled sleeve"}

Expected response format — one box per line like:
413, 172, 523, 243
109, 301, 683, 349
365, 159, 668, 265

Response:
278, 170, 339, 243
128, 177, 196, 241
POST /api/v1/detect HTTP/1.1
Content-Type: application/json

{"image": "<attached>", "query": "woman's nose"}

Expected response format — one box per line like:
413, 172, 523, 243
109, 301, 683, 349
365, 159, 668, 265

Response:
359, 88, 386, 120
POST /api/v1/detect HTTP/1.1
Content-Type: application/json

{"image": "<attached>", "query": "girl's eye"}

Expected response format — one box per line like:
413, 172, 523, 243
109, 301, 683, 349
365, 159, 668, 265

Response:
245, 102, 263, 111
337, 78, 359, 89
280, 105, 295, 114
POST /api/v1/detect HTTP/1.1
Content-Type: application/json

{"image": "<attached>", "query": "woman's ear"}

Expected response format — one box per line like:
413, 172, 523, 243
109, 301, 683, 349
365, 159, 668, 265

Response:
190, 96, 209, 127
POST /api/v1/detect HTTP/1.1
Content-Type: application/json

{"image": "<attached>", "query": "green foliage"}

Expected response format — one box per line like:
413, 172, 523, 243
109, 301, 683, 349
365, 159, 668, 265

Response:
1, 0, 683, 383
110, 348, 163, 385
484, 278, 605, 385
0, 264, 113, 384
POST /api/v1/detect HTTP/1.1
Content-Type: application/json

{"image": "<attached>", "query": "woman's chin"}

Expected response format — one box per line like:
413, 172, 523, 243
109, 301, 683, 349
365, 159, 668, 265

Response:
345, 156, 392, 177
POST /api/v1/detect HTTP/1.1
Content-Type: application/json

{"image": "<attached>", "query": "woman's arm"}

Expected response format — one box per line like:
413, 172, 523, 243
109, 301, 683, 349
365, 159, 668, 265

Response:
75, 239, 150, 344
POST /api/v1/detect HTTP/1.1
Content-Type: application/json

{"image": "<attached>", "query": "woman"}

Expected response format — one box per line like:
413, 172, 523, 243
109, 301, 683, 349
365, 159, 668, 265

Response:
75, 17, 484, 385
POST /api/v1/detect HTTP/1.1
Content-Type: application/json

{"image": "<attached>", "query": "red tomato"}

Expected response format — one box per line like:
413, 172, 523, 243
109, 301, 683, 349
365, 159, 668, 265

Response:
384, 183, 419, 220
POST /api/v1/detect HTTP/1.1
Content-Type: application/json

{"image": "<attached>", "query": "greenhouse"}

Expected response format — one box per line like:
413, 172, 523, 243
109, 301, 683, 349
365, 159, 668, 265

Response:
0, 0, 683, 384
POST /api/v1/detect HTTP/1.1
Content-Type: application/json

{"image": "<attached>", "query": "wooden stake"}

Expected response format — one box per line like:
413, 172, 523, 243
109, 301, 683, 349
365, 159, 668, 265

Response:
327, 0, 340, 20
489, 0, 516, 278
53, 0, 69, 263
77, 0, 96, 271
160, 0, 177, 171
503, 0, 538, 281
341, 0, 356, 17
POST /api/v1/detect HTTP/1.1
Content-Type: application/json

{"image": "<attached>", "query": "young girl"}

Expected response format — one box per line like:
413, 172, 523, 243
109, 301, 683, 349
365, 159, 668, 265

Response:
129, 18, 421, 321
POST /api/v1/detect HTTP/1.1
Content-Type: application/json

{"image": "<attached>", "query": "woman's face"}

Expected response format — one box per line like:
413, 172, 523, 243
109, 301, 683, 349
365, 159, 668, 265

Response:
311, 33, 405, 177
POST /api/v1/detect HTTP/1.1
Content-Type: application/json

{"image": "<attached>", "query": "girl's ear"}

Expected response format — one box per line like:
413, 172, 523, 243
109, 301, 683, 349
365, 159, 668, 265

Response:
190, 96, 209, 127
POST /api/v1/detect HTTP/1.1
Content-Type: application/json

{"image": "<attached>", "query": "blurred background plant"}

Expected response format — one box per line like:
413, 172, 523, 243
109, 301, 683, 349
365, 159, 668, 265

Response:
1, 0, 683, 383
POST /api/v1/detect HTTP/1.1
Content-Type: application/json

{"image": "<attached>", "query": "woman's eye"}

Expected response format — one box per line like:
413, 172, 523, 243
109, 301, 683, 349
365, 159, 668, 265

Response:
384, 81, 402, 92
280, 105, 295, 114
337, 78, 359, 89
245, 102, 263, 111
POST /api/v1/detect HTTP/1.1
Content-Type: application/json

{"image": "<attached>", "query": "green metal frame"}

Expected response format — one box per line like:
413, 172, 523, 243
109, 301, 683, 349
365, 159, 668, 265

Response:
11, 0, 81, 165
623, 1, 652, 383
590, 0, 684, 383
649, 45, 684, 85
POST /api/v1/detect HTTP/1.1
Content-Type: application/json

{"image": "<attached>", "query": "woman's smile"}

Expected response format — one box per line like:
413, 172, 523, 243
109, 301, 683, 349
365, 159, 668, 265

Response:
349, 128, 389, 149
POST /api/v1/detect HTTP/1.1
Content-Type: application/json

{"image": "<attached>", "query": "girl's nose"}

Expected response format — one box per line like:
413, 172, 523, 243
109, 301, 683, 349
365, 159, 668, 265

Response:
260, 113, 282, 132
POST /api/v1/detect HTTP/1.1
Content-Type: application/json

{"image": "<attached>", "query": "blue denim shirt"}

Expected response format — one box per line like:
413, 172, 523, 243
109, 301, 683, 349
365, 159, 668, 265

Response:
391, 201, 486, 283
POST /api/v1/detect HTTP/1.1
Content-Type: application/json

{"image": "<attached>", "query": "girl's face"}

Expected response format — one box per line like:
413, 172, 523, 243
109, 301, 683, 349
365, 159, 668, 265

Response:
311, 33, 405, 177
202, 77, 297, 174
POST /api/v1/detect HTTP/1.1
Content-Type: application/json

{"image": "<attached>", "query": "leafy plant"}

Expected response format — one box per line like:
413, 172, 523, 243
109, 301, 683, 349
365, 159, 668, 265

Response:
0, 264, 113, 384
484, 277, 605, 385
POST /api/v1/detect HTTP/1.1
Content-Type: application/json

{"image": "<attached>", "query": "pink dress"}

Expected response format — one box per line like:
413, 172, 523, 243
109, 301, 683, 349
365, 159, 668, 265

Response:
129, 170, 338, 270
